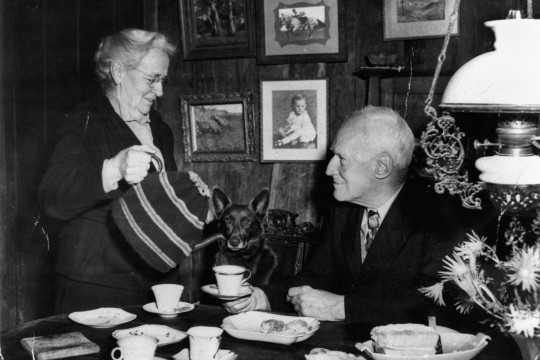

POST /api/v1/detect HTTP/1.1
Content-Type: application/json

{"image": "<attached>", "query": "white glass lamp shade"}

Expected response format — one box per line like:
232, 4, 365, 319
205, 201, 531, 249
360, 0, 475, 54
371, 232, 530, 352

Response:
476, 155, 540, 185
440, 19, 540, 113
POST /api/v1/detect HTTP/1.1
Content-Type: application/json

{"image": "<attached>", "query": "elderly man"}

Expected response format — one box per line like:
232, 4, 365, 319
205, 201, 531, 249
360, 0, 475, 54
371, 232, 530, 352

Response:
223, 106, 467, 327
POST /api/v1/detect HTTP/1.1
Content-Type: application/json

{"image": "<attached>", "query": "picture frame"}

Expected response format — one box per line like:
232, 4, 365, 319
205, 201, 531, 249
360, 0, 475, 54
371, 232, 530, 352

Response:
179, 0, 256, 60
383, 0, 459, 41
181, 92, 256, 162
256, 0, 346, 65
260, 79, 328, 163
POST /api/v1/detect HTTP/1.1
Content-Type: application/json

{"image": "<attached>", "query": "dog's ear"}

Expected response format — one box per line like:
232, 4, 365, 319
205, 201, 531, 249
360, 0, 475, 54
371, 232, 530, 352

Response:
249, 189, 270, 221
212, 187, 231, 219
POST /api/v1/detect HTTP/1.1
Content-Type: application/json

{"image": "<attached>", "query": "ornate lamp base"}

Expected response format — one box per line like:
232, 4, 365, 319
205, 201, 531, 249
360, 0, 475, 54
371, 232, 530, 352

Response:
484, 183, 540, 216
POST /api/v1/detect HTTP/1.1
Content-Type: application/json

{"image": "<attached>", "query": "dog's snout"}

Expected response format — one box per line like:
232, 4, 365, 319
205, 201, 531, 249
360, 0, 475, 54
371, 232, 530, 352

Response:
229, 236, 241, 247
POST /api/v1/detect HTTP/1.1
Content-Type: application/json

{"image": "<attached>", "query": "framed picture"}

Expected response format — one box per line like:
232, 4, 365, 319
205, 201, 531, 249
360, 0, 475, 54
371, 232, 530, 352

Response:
181, 92, 256, 162
179, 0, 256, 60
383, 0, 459, 40
260, 79, 328, 163
256, 0, 346, 65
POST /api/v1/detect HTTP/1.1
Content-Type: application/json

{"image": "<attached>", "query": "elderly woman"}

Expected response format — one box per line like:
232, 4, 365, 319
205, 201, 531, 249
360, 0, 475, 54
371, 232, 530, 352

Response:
39, 29, 179, 313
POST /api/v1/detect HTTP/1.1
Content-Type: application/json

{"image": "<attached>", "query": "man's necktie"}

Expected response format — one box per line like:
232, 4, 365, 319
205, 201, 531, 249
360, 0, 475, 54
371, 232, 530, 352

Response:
350, 209, 382, 278
365, 209, 380, 252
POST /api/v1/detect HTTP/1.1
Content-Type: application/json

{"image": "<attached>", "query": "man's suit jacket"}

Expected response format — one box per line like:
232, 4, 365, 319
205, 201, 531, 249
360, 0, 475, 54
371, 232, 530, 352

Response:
262, 177, 469, 328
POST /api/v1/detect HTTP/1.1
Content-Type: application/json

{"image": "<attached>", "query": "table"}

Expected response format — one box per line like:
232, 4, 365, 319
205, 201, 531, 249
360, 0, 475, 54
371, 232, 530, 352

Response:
0, 305, 522, 360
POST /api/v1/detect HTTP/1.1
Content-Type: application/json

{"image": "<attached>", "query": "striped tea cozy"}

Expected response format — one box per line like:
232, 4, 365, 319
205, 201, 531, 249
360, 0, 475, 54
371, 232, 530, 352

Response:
112, 171, 210, 273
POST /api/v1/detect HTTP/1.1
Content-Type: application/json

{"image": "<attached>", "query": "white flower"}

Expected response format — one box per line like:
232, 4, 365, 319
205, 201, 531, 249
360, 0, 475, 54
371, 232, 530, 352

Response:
504, 246, 540, 292
452, 271, 479, 299
455, 296, 476, 314
418, 283, 446, 306
455, 231, 486, 261
440, 254, 470, 280
506, 304, 540, 338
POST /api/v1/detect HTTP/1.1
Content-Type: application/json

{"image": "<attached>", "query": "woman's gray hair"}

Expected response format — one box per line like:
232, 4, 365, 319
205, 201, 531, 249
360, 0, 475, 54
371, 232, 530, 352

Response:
346, 106, 415, 178
94, 28, 176, 90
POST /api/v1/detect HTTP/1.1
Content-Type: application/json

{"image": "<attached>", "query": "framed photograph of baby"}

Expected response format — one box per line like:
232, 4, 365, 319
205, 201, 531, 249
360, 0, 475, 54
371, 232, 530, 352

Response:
180, 92, 256, 162
260, 79, 328, 163
256, 0, 346, 64
179, 0, 256, 60
383, 0, 460, 41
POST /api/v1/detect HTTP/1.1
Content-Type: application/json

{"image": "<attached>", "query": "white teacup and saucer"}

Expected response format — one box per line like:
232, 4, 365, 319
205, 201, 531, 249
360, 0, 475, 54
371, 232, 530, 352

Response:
142, 302, 195, 318
201, 265, 253, 300
143, 284, 194, 318
173, 326, 237, 360
173, 349, 237, 360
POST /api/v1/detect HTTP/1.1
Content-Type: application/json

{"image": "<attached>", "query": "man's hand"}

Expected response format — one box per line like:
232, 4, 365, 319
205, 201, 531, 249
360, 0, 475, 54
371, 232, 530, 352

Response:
287, 286, 345, 321
222, 287, 271, 314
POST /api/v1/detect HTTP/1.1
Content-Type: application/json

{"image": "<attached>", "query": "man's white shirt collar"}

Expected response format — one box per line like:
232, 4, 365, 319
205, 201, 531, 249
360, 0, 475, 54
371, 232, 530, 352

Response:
362, 184, 404, 227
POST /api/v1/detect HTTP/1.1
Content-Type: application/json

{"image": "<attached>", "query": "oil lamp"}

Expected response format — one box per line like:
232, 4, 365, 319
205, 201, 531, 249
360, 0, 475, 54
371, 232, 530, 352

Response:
422, 5, 540, 215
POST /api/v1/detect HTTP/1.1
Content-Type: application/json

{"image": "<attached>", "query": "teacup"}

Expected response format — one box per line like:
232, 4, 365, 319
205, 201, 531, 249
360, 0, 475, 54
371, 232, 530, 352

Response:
213, 265, 251, 296
111, 335, 157, 360
187, 326, 223, 360
151, 283, 184, 312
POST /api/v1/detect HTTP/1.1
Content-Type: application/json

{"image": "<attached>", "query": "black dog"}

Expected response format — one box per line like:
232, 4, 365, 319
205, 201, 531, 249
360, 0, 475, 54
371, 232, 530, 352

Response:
211, 187, 278, 286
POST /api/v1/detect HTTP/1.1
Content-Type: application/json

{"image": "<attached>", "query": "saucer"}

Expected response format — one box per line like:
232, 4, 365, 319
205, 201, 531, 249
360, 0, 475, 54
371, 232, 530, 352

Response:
201, 284, 253, 300
113, 324, 187, 346
68, 307, 136, 328
143, 302, 195, 318
172, 349, 237, 360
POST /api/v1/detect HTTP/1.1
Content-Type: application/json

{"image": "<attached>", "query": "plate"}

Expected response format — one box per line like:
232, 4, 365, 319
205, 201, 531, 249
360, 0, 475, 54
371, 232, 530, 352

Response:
221, 311, 320, 345
173, 349, 237, 360
143, 302, 195, 318
355, 332, 490, 360
201, 284, 253, 300
68, 308, 137, 328
113, 324, 187, 347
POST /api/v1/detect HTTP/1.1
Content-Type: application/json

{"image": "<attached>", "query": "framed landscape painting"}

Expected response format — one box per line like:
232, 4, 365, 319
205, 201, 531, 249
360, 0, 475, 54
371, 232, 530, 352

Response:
256, 0, 346, 64
179, 0, 256, 60
181, 93, 256, 162
383, 0, 459, 40
260, 79, 328, 163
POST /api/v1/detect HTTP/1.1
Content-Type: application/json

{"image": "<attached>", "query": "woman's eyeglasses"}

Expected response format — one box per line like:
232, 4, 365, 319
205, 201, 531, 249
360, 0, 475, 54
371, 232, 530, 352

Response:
132, 68, 170, 86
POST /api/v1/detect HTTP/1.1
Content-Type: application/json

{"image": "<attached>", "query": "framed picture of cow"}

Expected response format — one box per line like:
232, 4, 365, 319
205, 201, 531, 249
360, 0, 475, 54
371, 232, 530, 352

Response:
256, 0, 347, 65
179, 0, 256, 60
180, 92, 257, 162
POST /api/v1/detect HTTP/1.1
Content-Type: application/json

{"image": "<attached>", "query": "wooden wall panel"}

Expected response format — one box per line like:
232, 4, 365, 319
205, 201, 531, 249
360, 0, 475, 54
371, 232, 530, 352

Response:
13, 0, 48, 327
0, 0, 18, 332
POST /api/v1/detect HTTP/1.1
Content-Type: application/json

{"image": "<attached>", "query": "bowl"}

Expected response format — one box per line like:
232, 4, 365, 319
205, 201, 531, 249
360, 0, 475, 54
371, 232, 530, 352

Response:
367, 53, 397, 67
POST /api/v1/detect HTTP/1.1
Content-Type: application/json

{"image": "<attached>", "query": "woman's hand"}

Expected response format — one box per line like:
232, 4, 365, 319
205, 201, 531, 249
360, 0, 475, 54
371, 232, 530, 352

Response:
110, 144, 157, 184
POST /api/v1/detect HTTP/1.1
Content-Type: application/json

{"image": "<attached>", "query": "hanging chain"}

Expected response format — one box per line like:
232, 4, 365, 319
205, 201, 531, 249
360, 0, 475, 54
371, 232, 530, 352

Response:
424, 0, 462, 120
419, 0, 484, 210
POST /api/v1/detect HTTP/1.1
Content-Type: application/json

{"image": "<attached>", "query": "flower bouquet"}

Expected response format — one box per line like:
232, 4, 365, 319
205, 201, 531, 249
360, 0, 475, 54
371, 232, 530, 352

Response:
419, 217, 540, 359
420, 217, 540, 336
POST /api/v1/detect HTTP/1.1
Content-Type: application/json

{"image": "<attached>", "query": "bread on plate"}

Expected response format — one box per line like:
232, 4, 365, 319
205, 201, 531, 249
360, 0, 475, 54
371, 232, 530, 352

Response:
370, 323, 440, 356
